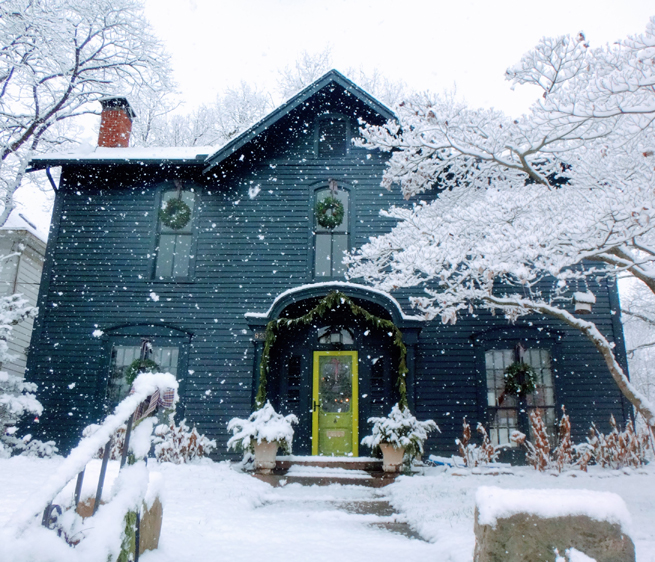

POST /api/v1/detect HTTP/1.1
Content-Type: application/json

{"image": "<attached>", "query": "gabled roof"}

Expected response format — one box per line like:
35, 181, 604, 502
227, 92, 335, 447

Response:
28, 70, 394, 171
202, 69, 395, 173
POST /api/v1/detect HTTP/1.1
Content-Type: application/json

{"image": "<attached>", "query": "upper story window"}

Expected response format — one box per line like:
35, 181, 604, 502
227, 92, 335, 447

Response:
317, 116, 348, 157
485, 345, 556, 446
314, 182, 349, 278
155, 185, 195, 280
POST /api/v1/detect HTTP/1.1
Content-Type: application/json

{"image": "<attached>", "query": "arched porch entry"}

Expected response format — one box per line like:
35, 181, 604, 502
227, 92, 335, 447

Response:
246, 283, 423, 456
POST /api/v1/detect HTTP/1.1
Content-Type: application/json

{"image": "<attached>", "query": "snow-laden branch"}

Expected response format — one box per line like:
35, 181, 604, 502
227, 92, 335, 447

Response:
350, 16, 655, 427
0, 0, 172, 226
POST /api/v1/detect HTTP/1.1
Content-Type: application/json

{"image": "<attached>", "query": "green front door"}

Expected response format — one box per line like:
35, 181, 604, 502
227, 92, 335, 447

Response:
312, 351, 359, 456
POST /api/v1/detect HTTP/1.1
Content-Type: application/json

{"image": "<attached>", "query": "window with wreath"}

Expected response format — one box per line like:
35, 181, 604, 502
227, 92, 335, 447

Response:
485, 345, 556, 446
314, 181, 349, 278
107, 339, 179, 406
155, 183, 195, 279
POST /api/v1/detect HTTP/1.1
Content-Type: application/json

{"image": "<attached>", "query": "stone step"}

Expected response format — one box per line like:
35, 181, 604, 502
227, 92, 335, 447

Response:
253, 472, 397, 488
275, 455, 383, 472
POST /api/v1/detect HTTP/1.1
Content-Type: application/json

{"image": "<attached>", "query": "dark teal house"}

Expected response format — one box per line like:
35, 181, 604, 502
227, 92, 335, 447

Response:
26, 71, 631, 457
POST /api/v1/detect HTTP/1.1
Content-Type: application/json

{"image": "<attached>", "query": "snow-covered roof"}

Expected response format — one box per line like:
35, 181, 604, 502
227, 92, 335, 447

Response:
1, 209, 48, 243
204, 69, 395, 173
29, 145, 215, 167
29, 70, 394, 172
244, 281, 424, 322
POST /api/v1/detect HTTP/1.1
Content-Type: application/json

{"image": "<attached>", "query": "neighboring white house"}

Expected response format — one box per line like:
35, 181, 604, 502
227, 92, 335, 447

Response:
0, 211, 47, 379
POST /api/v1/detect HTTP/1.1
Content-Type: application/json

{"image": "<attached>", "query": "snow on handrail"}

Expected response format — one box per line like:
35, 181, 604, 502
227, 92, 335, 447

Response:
11, 372, 177, 533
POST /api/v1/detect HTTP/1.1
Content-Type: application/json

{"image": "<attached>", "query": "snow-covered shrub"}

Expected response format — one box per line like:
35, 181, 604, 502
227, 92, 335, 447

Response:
361, 403, 438, 461
512, 409, 651, 471
0, 294, 47, 457
456, 417, 499, 467
587, 415, 651, 469
511, 411, 552, 471
154, 419, 216, 463
1, 372, 42, 457
554, 406, 573, 472
227, 401, 298, 454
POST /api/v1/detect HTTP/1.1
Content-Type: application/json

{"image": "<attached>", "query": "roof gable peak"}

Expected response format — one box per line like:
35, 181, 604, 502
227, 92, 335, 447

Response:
203, 69, 394, 173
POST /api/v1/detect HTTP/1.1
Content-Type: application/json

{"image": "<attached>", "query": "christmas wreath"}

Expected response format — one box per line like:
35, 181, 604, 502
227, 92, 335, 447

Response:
503, 361, 538, 397
159, 198, 191, 230
315, 196, 344, 229
125, 358, 160, 386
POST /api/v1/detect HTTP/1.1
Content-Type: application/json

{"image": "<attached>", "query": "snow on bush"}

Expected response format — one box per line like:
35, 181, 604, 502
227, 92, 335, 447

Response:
361, 404, 438, 461
456, 417, 499, 467
475, 486, 632, 533
511, 409, 651, 472
227, 402, 298, 453
0, 294, 55, 458
154, 419, 216, 463
588, 415, 651, 469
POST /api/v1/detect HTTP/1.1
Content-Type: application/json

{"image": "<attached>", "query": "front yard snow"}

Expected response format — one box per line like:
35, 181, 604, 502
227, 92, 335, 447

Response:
0, 457, 653, 562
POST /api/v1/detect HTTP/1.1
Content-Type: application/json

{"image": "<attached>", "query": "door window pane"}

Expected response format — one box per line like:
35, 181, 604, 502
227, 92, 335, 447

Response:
319, 355, 352, 413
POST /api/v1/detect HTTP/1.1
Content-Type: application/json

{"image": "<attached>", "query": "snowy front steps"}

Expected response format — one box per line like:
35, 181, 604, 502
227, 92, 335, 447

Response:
250, 455, 399, 487
276, 455, 383, 471
258, 485, 425, 542
334, 500, 423, 540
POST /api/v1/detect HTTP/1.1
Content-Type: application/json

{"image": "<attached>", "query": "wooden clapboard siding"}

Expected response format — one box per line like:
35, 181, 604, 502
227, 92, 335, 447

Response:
25, 73, 631, 456
0, 230, 45, 379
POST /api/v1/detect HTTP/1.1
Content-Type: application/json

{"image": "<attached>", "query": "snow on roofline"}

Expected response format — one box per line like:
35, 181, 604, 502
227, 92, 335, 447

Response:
244, 281, 424, 322
1, 210, 48, 243
29, 146, 216, 167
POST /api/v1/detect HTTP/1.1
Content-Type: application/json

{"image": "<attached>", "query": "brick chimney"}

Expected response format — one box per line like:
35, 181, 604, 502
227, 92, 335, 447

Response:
97, 97, 136, 148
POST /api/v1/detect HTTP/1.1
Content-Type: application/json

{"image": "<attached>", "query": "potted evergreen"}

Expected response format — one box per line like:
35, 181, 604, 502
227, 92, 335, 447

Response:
227, 402, 298, 473
361, 404, 439, 472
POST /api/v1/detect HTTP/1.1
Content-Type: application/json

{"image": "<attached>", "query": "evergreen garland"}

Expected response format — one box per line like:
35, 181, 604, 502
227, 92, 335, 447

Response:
315, 196, 345, 229
255, 291, 409, 410
159, 198, 191, 230
503, 361, 538, 397
125, 358, 160, 386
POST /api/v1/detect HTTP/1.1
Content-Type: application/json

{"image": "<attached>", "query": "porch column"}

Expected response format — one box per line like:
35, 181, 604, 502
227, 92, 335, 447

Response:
403, 328, 421, 410
251, 330, 266, 407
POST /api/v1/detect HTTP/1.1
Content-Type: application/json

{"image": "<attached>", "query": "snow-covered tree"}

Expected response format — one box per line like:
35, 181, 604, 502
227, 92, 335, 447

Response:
278, 46, 406, 106
0, 0, 172, 225
132, 81, 273, 148
0, 294, 41, 457
348, 18, 655, 429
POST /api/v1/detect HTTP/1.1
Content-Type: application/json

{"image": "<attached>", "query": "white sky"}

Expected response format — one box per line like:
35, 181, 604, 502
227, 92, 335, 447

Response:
143, 0, 654, 116
18, 1, 655, 232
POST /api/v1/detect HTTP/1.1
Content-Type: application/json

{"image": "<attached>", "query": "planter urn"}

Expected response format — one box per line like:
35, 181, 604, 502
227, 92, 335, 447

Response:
380, 443, 405, 473
253, 439, 279, 474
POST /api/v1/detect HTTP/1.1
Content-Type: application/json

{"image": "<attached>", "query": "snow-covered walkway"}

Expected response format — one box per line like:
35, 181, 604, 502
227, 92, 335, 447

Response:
142, 462, 434, 562
1, 457, 655, 561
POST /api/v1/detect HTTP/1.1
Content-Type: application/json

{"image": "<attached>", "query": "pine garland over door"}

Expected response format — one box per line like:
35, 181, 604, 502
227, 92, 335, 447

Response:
255, 291, 410, 409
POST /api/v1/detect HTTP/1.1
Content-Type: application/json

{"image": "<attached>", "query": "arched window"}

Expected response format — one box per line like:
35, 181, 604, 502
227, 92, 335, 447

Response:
155, 185, 195, 279
314, 185, 349, 278
317, 116, 348, 157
